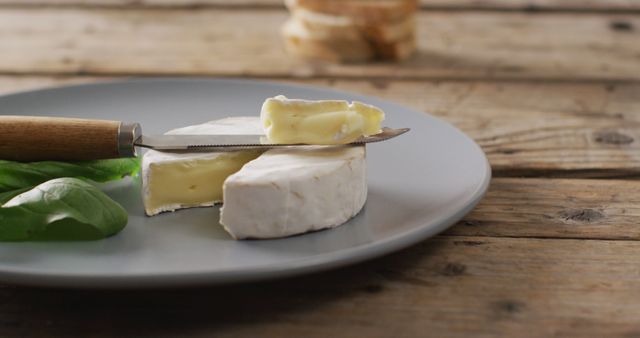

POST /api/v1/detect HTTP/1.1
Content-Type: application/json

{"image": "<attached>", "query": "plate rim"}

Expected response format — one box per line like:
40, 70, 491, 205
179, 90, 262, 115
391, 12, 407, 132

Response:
0, 78, 492, 288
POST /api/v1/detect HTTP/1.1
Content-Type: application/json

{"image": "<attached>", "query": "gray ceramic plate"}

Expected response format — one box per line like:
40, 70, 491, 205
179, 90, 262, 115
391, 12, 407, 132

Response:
0, 78, 490, 288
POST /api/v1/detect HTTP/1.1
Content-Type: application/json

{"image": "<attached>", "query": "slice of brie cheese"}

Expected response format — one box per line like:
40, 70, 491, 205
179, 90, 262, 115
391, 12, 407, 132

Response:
261, 95, 384, 145
141, 117, 264, 216
220, 145, 367, 239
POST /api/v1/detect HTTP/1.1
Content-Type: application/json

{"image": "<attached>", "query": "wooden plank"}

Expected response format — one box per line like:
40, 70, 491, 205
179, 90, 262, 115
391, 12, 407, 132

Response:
1, 76, 639, 177
302, 79, 640, 177
447, 177, 640, 240
1, 235, 640, 337
0, 0, 282, 7
0, 0, 638, 12
0, 9, 638, 81
421, 0, 640, 11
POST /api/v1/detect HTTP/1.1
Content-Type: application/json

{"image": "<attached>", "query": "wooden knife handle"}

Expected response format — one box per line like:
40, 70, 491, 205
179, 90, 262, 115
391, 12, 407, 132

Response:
0, 116, 140, 162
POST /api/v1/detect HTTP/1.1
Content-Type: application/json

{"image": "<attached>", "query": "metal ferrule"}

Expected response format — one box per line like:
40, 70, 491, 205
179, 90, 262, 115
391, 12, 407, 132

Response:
117, 122, 142, 157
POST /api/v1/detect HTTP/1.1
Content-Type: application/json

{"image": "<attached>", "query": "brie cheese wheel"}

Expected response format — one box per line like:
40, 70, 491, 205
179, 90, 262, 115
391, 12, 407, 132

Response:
221, 145, 367, 239
141, 117, 264, 216
143, 116, 368, 241
261, 95, 384, 145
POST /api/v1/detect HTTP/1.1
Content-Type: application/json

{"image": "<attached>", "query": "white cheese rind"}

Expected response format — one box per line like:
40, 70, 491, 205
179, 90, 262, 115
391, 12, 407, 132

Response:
220, 145, 367, 239
142, 117, 264, 216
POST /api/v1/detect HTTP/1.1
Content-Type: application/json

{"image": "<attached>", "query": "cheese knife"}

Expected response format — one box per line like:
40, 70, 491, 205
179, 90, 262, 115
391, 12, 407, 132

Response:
0, 116, 409, 161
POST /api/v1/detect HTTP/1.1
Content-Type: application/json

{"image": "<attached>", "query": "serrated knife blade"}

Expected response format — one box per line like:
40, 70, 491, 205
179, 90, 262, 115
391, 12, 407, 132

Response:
134, 127, 410, 151
0, 116, 409, 161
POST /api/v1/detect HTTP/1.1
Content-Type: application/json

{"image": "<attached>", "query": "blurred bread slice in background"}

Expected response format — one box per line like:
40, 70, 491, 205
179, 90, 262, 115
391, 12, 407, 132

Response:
292, 8, 363, 40
293, 7, 416, 42
286, 0, 418, 24
282, 0, 418, 63
282, 18, 374, 63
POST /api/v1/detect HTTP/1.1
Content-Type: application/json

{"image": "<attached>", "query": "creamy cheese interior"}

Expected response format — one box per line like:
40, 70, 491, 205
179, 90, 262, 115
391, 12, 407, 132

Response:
144, 151, 261, 216
261, 95, 385, 144
141, 117, 264, 216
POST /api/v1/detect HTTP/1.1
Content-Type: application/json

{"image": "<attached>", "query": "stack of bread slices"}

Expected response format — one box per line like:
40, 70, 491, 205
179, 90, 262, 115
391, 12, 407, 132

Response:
282, 0, 418, 63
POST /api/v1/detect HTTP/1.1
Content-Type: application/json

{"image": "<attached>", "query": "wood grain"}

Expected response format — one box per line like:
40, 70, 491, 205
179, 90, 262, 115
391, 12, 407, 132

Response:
0, 9, 638, 81
0, 0, 638, 11
291, 79, 640, 177
448, 177, 640, 240
0, 116, 123, 161
1, 235, 640, 337
424, 0, 640, 11
1, 76, 639, 177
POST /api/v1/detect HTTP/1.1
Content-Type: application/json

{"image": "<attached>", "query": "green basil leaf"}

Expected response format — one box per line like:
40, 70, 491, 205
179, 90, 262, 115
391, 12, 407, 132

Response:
0, 158, 140, 193
0, 178, 127, 241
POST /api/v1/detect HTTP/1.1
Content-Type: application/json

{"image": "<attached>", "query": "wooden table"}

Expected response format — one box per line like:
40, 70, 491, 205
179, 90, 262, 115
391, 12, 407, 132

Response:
1, 1, 639, 337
